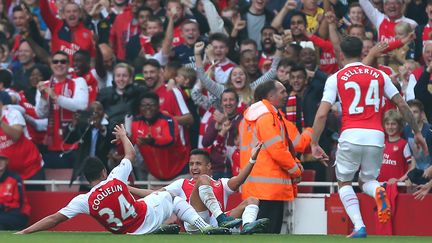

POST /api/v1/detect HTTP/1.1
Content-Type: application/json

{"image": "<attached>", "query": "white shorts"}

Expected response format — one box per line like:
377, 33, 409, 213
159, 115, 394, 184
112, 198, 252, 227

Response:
131, 191, 173, 234
184, 210, 217, 233
335, 141, 384, 182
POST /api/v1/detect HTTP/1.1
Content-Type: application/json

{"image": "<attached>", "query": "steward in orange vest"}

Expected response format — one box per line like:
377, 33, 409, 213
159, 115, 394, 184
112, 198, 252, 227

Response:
239, 98, 313, 201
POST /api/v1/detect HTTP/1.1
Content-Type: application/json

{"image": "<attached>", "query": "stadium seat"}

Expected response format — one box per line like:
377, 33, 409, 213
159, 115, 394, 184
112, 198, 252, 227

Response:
44, 169, 79, 192
298, 169, 316, 193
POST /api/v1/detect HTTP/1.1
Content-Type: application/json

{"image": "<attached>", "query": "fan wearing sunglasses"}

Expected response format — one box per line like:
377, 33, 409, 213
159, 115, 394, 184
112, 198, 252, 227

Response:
35, 51, 89, 169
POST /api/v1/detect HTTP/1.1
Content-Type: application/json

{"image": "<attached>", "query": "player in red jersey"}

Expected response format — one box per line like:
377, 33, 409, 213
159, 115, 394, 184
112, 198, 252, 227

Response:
130, 143, 269, 234
17, 125, 229, 235
310, 36, 428, 238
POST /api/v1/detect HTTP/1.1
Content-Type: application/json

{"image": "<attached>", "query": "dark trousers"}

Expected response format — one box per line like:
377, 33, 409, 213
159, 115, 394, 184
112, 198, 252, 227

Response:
0, 209, 28, 230
257, 200, 284, 233
25, 168, 46, 191
42, 150, 77, 169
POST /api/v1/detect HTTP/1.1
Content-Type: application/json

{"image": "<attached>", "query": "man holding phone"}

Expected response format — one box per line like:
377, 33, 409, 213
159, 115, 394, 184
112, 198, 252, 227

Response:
64, 101, 111, 189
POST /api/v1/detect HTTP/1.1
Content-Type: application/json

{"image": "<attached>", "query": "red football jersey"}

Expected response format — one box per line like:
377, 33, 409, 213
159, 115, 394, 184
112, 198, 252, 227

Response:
88, 178, 147, 234
0, 107, 43, 179
181, 178, 227, 211
336, 64, 386, 132
322, 62, 400, 146
377, 138, 411, 182
156, 85, 190, 117
378, 19, 399, 43
41, 0, 95, 62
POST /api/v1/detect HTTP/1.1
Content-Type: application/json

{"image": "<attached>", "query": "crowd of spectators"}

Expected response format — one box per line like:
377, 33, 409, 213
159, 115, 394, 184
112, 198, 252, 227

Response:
0, 0, 431, 196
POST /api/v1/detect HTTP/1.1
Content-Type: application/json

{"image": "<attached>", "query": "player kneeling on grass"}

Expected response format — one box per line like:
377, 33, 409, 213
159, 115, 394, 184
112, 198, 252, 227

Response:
16, 124, 229, 235
130, 142, 269, 234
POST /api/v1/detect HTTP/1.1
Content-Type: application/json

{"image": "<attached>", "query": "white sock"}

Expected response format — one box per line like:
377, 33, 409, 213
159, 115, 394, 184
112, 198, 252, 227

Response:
339, 185, 365, 230
362, 180, 381, 198
242, 204, 259, 226
198, 185, 223, 218
173, 196, 210, 230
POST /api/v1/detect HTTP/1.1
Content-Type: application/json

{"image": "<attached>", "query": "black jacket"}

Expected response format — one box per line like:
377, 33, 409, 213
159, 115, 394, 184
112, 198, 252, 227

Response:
97, 83, 147, 132
415, 69, 432, 123
64, 120, 111, 184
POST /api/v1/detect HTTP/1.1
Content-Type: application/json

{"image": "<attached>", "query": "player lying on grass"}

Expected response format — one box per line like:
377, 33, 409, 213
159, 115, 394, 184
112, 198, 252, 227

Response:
16, 124, 229, 235
129, 142, 270, 234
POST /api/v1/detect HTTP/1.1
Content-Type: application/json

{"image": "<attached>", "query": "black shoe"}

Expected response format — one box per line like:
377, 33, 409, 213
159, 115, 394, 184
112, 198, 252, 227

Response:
201, 226, 231, 235
153, 224, 181, 234
240, 218, 270, 234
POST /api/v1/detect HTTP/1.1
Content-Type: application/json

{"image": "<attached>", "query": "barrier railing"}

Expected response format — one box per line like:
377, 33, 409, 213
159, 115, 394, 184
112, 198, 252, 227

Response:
24, 180, 408, 192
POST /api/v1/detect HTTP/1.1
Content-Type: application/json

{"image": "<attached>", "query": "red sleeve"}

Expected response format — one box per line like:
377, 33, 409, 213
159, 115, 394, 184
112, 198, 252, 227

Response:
385, 40, 404, 53
89, 32, 96, 58
130, 122, 138, 145
40, 0, 61, 31
211, 134, 226, 154
152, 117, 176, 146
308, 35, 333, 51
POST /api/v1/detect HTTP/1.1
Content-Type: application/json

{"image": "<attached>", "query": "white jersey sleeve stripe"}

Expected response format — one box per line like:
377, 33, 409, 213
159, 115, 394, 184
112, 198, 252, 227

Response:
403, 142, 412, 161
321, 73, 338, 105
108, 158, 133, 183
221, 178, 234, 211
164, 179, 187, 198
172, 87, 190, 115
58, 194, 90, 218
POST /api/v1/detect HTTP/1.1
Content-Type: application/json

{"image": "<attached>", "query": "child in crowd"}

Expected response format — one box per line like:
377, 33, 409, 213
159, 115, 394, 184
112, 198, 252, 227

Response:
377, 109, 413, 184
389, 22, 415, 71
175, 67, 197, 93
174, 66, 200, 149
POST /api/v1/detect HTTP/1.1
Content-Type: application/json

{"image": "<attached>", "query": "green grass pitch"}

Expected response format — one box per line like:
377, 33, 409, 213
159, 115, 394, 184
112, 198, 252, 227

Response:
1, 232, 432, 243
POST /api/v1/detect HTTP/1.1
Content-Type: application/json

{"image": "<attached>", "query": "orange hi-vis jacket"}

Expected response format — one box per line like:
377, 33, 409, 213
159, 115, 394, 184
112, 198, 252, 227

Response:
239, 99, 313, 201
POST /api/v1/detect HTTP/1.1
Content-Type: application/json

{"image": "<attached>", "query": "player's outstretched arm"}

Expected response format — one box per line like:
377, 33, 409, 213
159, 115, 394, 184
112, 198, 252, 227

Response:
227, 142, 263, 191
392, 94, 429, 155
311, 101, 331, 163
128, 186, 156, 198
111, 124, 136, 162
16, 212, 68, 234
